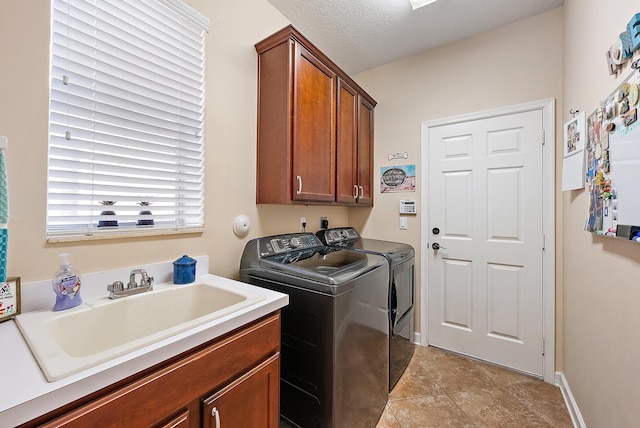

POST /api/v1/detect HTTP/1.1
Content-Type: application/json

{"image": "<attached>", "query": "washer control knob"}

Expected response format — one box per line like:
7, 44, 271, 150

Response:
290, 237, 302, 248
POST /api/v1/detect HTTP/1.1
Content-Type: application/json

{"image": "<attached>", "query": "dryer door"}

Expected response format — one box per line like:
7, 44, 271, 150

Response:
391, 258, 414, 335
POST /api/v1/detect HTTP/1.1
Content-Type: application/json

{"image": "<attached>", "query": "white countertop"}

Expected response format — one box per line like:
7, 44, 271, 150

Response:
0, 273, 288, 427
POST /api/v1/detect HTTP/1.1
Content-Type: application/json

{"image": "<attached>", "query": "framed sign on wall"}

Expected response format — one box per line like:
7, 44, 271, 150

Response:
0, 277, 20, 322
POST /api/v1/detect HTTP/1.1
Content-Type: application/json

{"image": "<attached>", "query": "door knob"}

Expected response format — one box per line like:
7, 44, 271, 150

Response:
432, 243, 447, 250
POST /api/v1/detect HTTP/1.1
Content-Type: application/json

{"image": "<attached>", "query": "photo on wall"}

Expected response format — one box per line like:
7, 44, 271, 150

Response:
562, 111, 586, 191
564, 111, 585, 157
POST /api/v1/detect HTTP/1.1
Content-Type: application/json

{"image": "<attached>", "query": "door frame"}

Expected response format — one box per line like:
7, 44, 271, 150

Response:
419, 98, 556, 383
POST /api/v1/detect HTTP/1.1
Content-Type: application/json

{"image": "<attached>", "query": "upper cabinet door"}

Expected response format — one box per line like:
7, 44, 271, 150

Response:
336, 79, 374, 207
357, 97, 374, 206
336, 79, 358, 204
292, 44, 336, 203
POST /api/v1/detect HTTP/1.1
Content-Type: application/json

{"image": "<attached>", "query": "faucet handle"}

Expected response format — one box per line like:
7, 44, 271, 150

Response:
139, 269, 154, 286
108, 281, 125, 293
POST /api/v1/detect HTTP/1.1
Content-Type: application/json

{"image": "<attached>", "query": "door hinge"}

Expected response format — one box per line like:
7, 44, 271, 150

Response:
540, 338, 545, 356
542, 234, 546, 250
541, 130, 545, 145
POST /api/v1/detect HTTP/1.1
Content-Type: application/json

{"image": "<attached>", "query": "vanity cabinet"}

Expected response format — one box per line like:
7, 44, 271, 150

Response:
25, 312, 281, 428
255, 26, 376, 206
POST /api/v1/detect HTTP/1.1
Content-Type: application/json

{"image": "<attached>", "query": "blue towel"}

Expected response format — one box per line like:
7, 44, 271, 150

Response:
0, 229, 6, 283
0, 151, 7, 283
0, 152, 7, 225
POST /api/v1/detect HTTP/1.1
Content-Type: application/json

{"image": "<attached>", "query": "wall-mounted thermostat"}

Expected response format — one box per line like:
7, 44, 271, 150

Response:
399, 199, 417, 214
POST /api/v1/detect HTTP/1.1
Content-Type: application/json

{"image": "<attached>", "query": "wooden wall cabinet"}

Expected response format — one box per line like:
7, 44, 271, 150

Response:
26, 312, 281, 428
336, 79, 374, 206
255, 26, 376, 207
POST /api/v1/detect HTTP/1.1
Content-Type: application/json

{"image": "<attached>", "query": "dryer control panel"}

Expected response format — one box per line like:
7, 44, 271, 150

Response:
318, 227, 360, 245
259, 233, 321, 257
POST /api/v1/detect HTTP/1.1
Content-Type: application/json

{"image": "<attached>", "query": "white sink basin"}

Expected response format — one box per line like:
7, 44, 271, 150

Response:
16, 276, 265, 382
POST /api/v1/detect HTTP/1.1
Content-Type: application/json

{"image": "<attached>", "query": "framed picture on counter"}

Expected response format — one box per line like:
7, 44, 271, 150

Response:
0, 277, 21, 322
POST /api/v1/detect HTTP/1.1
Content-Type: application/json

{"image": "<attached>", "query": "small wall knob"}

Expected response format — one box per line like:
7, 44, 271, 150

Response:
233, 215, 251, 237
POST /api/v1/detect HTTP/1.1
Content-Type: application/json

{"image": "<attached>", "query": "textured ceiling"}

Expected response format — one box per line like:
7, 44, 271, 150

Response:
267, 0, 564, 74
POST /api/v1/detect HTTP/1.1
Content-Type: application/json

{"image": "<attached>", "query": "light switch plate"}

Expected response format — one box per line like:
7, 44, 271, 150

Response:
400, 217, 408, 230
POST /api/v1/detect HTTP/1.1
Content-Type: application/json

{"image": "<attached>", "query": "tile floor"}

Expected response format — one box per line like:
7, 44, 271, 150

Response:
376, 345, 573, 428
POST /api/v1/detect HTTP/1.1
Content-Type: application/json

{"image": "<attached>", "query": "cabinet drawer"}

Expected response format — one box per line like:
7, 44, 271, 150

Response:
38, 312, 281, 428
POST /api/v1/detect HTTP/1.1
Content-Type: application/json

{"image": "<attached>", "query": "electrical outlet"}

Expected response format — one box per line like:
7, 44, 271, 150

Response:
300, 217, 307, 231
320, 216, 329, 229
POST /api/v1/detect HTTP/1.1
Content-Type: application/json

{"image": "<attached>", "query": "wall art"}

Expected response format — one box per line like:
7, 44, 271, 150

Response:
380, 164, 415, 193
584, 69, 640, 240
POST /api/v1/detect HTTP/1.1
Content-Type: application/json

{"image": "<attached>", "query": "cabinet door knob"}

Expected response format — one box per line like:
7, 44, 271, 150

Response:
354, 184, 358, 199
211, 406, 220, 427
296, 176, 302, 195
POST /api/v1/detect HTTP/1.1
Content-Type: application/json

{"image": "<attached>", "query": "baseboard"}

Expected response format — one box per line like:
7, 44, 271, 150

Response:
555, 371, 586, 428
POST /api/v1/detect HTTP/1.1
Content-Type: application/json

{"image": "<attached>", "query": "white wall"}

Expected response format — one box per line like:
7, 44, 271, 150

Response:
354, 8, 564, 350
562, 1, 640, 426
355, 2, 640, 425
3, 1, 639, 425
0, 0, 349, 284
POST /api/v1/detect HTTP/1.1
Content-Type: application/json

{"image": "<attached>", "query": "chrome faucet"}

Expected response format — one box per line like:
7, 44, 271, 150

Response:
107, 269, 154, 299
128, 269, 154, 288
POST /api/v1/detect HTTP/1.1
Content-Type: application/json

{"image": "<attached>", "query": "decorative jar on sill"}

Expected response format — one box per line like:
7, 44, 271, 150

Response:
98, 201, 118, 228
137, 201, 154, 226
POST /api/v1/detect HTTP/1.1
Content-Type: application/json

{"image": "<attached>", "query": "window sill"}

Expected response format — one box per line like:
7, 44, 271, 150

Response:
46, 227, 204, 243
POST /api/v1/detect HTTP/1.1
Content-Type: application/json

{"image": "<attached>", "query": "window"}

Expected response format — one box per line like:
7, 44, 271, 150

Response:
47, 0, 209, 241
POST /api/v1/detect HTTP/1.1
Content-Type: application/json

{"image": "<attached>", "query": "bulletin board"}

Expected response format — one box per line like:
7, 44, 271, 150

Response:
585, 68, 640, 241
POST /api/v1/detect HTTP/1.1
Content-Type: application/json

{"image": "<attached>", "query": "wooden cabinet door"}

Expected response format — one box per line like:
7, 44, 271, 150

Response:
202, 354, 280, 428
292, 43, 336, 202
357, 97, 375, 206
336, 79, 374, 207
336, 79, 359, 204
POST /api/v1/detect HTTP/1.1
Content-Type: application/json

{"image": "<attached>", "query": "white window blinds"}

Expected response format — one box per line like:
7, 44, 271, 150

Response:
47, 0, 209, 241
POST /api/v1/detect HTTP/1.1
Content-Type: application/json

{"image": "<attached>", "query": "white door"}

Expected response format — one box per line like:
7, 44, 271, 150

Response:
427, 109, 544, 376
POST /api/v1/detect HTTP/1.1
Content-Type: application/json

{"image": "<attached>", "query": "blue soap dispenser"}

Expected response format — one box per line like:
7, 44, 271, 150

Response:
52, 253, 82, 311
